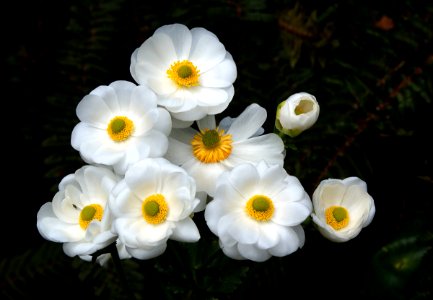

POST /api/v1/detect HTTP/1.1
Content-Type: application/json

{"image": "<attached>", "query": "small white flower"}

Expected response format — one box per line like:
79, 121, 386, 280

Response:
71, 80, 172, 175
311, 177, 376, 242
275, 92, 319, 137
130, 23, 237, 122
165, 103, 285, 196
110, 158, 200, 260
37, 165, 119, 261
205, 161, 312, 262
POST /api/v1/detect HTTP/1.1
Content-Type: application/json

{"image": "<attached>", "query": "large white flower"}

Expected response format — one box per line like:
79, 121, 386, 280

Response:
71, 80, 172, 175
311, 177, 376, 242
165, 103, 285, 196
275, 92, 319, 137
37, 165, 119, 261
130, 23, 237, 122
110, 158, 201, 260
205, 161, 312, 262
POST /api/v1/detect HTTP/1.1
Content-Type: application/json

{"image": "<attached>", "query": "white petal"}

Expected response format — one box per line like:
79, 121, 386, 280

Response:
256, 163, 288, 197
154, 23, 192, 60
195, 87, 229, 106
225, 212, 260, 245
237, 243, 271, 262
148, 76, 178, 96
228, 104, 267, 141
125, 159, 160, 198
220, 240, 244, 260
257, 222, 281, 249
171, 218, 200, 242
197, 114, 216, 131
90, 85, 120, 112
268, 226, 301, 257
126, 243, 167, 260
111, 188, 142, 218
138, 32, 177, 69
153, 107, 172, 136
204, 85, 234, 115
312, 179, 346, 211
200, 53, 237, 88
170, 127, 198, 144
226, 163, 260, 197
272, 201, 311, 226
182, 160, 228, 196
190, 27, 226, 72
76, 94, 112, 128
136, 222, 173, 245
165, 137, 193, 165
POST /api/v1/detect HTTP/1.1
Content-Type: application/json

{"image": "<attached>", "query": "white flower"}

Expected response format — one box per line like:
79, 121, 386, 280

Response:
311, 177, 376, 242
110, 158, 201, 260
205, 161, 312, 262
71, 80, 172, 175
130, 23, 237, 122
165, 103, 285, 196
36, 165, 119, 261
275, 92, 319, 137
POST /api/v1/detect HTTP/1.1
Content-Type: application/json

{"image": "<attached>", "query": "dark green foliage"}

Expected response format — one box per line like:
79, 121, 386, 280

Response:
2, 0, 433, 299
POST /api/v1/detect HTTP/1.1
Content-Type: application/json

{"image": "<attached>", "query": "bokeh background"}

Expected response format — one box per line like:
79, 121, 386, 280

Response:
2, 0, 433, 299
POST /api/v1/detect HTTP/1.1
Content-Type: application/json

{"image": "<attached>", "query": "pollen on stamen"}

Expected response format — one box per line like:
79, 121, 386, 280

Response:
142, 194, 168, 225
79, 204, 103, 229
167, 60, 200, 88
245, 195, 274, 222
325, 206, 350, 230
107, 116, 134, 142
191, 128, 232, 163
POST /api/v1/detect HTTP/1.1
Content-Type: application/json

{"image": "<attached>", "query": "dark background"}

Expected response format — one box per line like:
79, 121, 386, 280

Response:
2, 0, 432, 299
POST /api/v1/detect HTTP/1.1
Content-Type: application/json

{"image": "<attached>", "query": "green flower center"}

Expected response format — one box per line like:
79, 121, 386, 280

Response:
332, 206, 347, 222
111, 119, 126, 133
144, 200, 160, 216
177, 65, 193, 78
81, 206, 96, 221
252, 197, 270, 212
202, 130, 221, 148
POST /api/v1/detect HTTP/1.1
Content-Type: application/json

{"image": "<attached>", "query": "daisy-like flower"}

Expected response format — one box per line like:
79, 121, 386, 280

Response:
275, 92, 319, 137
71, 80, 172, 175
311, 177, 376, 242
165, 103, 285, 196
205, 161, 312, 262
110, 158, 201, 260
130, 23, 237, 122
37, 165, 119, 261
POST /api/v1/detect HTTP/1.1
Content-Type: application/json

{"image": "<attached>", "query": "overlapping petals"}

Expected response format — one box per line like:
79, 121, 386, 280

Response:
205, 160, 312, 262
311, 177, 376, 242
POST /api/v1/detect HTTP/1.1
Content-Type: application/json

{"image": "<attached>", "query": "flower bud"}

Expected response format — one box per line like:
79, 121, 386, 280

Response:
275, 92, 319, 137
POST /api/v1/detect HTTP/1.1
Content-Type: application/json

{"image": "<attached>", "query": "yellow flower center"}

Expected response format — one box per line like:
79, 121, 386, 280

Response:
79, 204, 103, 229
191, 128, 232, 163
107, 116, 134, 142
294, 99, 314, 115
325, 206, 350, 230
167, 60, 200, 88
245, 195, 274, 222
142, 194, 168, 225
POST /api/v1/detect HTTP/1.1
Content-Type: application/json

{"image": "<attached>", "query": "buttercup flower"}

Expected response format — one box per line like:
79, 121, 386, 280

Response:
130, 23, 237, 122
71, 80, 172, 175
165, 103, 285, 196
275, 92, 319, 137
110, 158, 201, 260
37, 165, 119, 261
311, 177, 375, 242
205, 161, 312, 262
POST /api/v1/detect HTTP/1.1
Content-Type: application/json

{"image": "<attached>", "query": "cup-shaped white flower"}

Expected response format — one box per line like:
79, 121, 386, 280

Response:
130, 23, 237, 122
37, 165, 119, 261
205, 161, 312, 262
110, 158, 201, 260
275, 92, 319, 137
311, 177, 376, 242
71, 80, 172, 175
165, 103, 285, 197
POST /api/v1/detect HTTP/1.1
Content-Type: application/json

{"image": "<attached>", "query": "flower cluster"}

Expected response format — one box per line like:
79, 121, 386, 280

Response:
37, 23, 375, 263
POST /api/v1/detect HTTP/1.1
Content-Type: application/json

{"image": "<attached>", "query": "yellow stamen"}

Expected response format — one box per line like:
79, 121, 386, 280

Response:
142, 194, 168, 225
167, 60, 200, 88
294, 99, 314, 115
107, 116, 134, 142
325, 206, 350, 230
79, 204, 103, 229
245, 195, 274, 222
191, 128, 232, 163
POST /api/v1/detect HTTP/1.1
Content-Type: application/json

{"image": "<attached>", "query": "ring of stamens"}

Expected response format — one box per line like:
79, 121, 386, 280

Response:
167, 60, 200, 88
107, 116, 134, 142
245, 195, 274, 222
142, 194, 168, 225
191, 128, 232, 163
79, 204, 103, 229
325, 206, 350, 230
